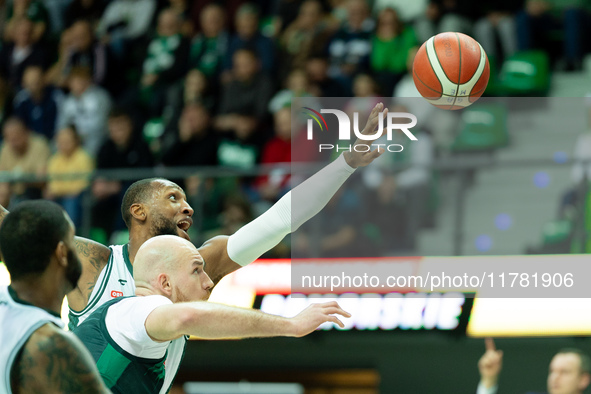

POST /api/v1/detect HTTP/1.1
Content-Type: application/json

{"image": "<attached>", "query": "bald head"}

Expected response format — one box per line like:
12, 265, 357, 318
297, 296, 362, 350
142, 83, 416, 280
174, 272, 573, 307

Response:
134, 235, 212, 302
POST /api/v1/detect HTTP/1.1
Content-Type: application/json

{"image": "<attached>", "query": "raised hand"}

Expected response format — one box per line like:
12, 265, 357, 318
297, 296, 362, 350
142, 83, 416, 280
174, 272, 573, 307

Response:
289, 301, 351, 337
343, 102, 389, 168
478, 338, 503, 388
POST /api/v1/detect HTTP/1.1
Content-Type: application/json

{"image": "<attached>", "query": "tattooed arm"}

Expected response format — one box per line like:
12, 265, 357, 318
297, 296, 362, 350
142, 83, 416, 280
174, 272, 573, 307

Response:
67, 238, 112, 312
10, 323, 111, 394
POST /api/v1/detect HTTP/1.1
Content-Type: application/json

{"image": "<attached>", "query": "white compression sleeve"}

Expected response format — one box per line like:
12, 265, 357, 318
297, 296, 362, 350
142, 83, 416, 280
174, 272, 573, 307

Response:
227, 154, 356, 266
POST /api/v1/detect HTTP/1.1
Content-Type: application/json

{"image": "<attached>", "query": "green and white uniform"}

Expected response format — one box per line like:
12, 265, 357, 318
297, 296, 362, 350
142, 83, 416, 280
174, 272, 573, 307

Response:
68, 244, 135, 330
0, 285, 64, 393
73, 294, 187, 394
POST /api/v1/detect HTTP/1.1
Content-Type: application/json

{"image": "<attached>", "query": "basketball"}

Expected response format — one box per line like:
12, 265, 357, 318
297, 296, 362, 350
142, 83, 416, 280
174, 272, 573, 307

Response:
412, 32, 490, 110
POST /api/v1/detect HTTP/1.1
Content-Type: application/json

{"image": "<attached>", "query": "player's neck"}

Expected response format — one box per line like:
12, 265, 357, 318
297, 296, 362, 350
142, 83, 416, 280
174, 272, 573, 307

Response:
127, 231, 153, 265
10, 278, 64, 316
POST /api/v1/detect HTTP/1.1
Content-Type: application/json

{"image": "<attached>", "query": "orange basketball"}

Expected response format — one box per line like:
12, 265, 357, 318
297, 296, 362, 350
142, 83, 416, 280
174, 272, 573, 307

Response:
412, 32, 489, 110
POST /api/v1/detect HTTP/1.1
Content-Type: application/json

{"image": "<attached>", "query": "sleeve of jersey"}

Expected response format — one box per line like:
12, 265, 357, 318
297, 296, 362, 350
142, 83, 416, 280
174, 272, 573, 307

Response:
105, 295, 173, 358
227, 153, 356, 266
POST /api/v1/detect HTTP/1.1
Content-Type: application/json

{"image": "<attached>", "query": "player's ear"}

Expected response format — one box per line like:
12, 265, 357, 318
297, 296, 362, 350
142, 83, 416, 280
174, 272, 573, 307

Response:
130, 203, 147, 223
157, 273, 172, 296
55, 241, 68, 268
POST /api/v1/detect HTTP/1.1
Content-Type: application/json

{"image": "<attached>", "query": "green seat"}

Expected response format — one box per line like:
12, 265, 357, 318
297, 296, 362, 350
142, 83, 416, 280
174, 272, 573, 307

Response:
542, 220, 572, 245
497, 51, 551, 95
451, 103, 509, 152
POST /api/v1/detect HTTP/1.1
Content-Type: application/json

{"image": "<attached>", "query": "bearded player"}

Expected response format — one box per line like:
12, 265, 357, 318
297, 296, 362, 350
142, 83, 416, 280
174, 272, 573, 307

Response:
0, 102, 388, 331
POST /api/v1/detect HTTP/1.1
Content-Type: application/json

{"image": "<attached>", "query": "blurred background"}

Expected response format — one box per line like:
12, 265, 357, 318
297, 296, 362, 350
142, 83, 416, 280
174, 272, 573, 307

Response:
1, 0, 591, 392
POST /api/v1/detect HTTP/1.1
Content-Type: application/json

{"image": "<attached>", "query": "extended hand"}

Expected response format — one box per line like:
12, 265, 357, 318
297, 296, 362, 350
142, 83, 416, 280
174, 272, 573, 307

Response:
478, 338, 503, 388
343, 102, 388, 168
289, 301, 351, 337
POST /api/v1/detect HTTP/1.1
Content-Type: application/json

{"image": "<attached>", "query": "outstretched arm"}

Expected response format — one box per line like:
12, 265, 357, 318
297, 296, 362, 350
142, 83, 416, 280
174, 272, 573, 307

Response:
199, 103, 388, 284
11, 323, 111, 394
145, 301, 350, 342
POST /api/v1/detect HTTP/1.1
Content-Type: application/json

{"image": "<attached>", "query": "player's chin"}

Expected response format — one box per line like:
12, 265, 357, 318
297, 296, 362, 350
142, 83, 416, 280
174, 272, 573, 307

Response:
177, 227, 191, 241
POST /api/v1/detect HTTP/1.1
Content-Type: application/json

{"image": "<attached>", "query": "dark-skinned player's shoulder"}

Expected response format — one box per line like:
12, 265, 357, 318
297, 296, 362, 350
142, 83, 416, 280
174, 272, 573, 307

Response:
11, 323, 111, 394
74, 237, 112, 272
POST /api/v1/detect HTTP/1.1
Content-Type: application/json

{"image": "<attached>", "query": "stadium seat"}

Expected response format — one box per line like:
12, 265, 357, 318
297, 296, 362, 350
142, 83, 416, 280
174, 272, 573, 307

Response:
497, 51, 551, 96
451, 103, 509, 152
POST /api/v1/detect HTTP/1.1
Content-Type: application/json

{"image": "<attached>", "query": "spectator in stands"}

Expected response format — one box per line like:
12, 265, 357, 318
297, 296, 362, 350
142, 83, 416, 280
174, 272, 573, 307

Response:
273, 0, 305, 36
0, 18, 47, 90
269, 68, 317, 114
96, 0, 156, 59
279, 0, 333, 75
161, 103, 218, 169
370, 8, 418, 95
0, 117, 50, 206
361, 172, 410, 254
45, 125, 94, 227
92, 109, 153, 238
140, 8, 190, 113
169, 0, 194, 36
224, 3, 276, 74
57, 66, 112, 156
205, 194, 254, 239
294, 185, 367, 258
215, 48, 274, 145
254, 107, 291, 206
47, 20, 118, 94
4, 0, 48, 42
473, 1, 519, 64
516, 0, 589, 70
477, 338, 591, 394
326, 0, 374, 94
305, 54, 346, 97
373, 106, 435, 250
414, 0, 474, 44
189, 4, 228, 79
163, 68, 216, 131
373, 0, 428, 25
64, 0, 105, 29
13, 65, 62, 140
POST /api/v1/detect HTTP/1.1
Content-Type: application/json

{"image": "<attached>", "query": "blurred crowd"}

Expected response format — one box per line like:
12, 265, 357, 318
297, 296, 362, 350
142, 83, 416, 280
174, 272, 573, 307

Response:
0, 0, 589, 250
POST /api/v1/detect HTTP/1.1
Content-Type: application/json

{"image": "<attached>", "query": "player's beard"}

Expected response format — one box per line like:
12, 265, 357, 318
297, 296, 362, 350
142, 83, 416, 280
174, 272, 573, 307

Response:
150, 212, 179, 238
65, 247, 82, 290
172, 285, 191, 303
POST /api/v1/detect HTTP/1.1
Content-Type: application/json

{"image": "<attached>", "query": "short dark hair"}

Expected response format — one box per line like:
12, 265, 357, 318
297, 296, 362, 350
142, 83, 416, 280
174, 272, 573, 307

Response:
108, 108, 131, 120
121, 178, 167, 228
556, 348, 591, 374
0, 200, 71, 280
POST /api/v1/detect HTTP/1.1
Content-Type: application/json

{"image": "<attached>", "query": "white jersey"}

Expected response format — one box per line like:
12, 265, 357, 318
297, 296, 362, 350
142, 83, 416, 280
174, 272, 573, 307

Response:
0, 285, 64, 393
68, 244, 135, 330
73, 295, 187, 394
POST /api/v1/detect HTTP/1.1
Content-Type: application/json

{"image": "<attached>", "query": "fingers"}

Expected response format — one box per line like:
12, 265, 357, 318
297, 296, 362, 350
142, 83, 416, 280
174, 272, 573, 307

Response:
485, 337, 496, 351
324, 306, 352, 318
327, 315, 345, 328
362, 102, 385, 136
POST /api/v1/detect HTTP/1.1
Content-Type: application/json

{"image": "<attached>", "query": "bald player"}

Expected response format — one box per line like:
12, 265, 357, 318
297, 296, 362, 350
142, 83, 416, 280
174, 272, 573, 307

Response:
0, 102, 387, 332
74, 235, 350, 393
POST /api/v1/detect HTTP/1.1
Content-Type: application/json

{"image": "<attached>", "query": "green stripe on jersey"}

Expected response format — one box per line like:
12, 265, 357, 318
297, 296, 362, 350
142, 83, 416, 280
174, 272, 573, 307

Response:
96, 343, 131, 388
